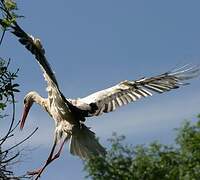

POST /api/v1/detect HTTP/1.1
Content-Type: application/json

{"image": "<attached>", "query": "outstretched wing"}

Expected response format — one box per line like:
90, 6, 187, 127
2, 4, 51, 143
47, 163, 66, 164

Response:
77, 65, 200, 117
11, 23, 59, 98
11, 22, 73, 111
12, 23, 58, 86
11, 22, 87, 118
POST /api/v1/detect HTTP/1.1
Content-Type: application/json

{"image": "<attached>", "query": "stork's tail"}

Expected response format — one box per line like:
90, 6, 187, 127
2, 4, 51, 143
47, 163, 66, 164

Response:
69, 124, 106, 159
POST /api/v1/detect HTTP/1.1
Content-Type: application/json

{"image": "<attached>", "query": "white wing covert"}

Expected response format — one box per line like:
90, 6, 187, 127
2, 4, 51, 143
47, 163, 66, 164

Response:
79, 65, 200, 117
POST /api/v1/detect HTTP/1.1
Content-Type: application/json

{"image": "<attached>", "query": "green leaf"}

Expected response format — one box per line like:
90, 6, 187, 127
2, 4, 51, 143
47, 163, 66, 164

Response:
4, 0, 17, 11
0, 103, 6, 110
12, 88, 20, 92
84, 116, 200, 180
12, 83, 19, 88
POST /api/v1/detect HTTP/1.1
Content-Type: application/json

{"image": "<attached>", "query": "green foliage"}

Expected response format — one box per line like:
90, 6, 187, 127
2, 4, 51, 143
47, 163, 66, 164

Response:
4, 0, 17, 11
0, 59, 19, 111
175, 119, 200, 179
84, 116, 200, 180
0, 16, 15, 28
0, 48, 34, 180
0, 0, 20, 30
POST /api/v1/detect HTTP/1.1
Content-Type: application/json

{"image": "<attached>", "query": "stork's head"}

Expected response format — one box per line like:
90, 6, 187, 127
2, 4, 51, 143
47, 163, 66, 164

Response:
20, 91, 38, 130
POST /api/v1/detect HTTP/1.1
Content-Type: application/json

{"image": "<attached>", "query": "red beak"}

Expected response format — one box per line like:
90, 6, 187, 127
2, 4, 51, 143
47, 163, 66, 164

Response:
20, 103, 31, 130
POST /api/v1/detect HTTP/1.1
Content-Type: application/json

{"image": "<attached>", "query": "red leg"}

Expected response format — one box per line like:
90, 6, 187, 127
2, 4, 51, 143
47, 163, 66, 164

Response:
49, 137, 66, 161
27, 137, 57, 176
33, 138, 66, 180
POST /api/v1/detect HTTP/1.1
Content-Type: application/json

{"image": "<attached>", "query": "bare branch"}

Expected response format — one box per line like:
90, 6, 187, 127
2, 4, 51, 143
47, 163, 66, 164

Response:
1, 127, 38, 154
0, 93, 16, 146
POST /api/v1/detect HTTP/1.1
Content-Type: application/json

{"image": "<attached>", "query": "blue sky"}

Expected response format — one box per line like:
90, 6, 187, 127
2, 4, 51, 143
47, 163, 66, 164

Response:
1, 0, 200, 179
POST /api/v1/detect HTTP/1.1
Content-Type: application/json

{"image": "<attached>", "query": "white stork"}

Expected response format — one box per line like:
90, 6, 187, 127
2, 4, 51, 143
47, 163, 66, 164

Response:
11, 22, 199, 179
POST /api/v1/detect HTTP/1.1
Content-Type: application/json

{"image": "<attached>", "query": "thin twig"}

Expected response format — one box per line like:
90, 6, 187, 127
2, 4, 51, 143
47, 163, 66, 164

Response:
1, 127, 38, 154
0, 27, 6, 46
0, 92, 15, 146
1, 149, 8, 160
0, 133, 14, 142
1, 152, 19, 164
10, 120, 20, 133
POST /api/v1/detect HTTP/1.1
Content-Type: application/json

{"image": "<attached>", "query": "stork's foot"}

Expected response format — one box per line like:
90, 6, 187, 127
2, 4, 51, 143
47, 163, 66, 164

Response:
26, 158, 52, 178
27, 168, 41, 175
26, 139, 66, 179
27, 168, 43, 180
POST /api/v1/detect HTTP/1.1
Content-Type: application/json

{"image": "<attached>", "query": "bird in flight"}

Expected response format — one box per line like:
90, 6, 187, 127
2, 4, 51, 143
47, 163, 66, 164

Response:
9, 21, 199, 179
